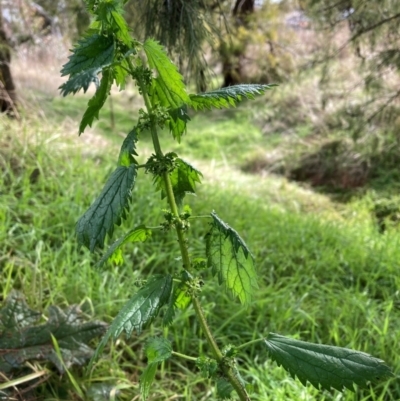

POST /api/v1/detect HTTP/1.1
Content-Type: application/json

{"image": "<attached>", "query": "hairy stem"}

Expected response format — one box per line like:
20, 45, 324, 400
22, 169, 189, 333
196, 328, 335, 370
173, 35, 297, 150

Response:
137, 71, 250, 401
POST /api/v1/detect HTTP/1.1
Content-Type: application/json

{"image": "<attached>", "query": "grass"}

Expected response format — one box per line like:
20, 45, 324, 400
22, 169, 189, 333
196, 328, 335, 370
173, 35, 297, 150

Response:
1, 103, 399, 400
2, 35, 400, 399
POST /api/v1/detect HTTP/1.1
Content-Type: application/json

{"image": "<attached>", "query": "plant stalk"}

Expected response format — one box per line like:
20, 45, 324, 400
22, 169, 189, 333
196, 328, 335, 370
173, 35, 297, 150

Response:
137, 73, 251, 401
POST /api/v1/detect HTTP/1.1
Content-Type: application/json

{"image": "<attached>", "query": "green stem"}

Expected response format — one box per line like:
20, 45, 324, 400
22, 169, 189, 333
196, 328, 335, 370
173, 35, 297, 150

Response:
136, 70, 250, 401
172, 351, 197, 362
237, 338, 265, 350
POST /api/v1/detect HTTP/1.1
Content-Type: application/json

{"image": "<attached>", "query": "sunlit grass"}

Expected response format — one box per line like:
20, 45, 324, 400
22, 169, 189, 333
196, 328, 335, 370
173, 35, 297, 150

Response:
1, 107, 399, 400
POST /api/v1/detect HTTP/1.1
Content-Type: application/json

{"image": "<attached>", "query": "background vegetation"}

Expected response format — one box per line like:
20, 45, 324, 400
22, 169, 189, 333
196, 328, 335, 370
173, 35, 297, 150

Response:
0, 0, 399, 400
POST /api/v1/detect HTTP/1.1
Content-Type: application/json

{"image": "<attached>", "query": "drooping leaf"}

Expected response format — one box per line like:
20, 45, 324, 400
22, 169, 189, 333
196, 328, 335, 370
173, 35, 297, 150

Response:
264, 333, 393, 392
60, 34, 115, 95
168, 105, 191, 141
0, 291, 107, 373
97, 225, 152, 268
143, 39, 190, 110
206, 212, 258, 305
59, 68, 101, 96
144, 337, 172, 364
140, 362, 157, 401
91, 275, 173, 363
114, 58, 130, 89
154, 158, 202, 205
79, 68, 113, 134
189, 84, 276, 111
118, 127, 140, 167
76, 164, 137, 251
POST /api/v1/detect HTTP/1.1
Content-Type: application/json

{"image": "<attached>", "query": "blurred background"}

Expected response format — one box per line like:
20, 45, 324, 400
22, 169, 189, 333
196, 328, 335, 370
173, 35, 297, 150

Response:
1, 1, 400, 400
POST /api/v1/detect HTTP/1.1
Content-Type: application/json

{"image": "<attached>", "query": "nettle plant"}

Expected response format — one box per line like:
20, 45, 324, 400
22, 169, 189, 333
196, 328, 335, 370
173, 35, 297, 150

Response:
60, 1, 392, 400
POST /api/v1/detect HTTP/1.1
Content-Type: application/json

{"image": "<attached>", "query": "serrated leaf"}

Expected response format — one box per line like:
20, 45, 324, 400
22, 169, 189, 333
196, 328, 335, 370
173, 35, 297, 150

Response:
97, 225, 151, 268
76, 164, 137, 251
140, 362, 157, 401
144, 337, 172, 364
110, 10, 131, 46
79, 68, 113, 134
155, 158, 202, 205
96, 2, 132, 47
143, 39, 190, 110
118, 127, 139, 167
0, 291, 107, 373
59, 68, 101, 96
91, 275, 173, 364
264, 333, 393, 392
216, 377, 234, 400
174, 286, 191, 309
189, 84, 276, 111
60, 34, 115, 93
168, 105, 191, 142
0, 290, 41, 329
114, 60, 129, 89
196, 356, 219, 379
206, 212, 258, 305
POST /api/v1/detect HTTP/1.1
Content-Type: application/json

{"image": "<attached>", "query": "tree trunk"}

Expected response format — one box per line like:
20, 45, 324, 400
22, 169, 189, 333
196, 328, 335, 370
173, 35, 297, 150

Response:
0, 6, 18, 117
221, 0, 255, 87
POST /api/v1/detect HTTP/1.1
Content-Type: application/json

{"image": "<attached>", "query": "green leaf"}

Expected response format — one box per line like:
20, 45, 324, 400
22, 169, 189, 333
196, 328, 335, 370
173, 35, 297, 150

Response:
0, 291, 107, 374
97, 225, 152, 268
144, 337, 172, 364
206, 212, 258, 305
143, 39, 190, 109
76, 164, 137, 251
174, 286, 191, 309
59, 68, 101, 96
168, 105, 191, 142
91, 275, 173, 364
110, 10, 131, 46
155, 158, 202, 205
140, 363, 157, 401
196, 356, 218, 379
79, 68, 113, 134
118, 127, 139, 167
189, 84, 276, 111
264, 333, 393, 392
216, 378, 234, 399
96, 2, 132, 46
60, 34, 115, 94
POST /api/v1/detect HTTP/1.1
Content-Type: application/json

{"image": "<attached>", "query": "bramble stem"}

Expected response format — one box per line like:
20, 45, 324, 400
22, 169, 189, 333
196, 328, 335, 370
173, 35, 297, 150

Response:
137, 72, 251, 401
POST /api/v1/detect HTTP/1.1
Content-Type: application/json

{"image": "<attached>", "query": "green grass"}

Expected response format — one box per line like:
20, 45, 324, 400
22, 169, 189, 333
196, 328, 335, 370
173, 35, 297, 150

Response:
1, 106, 399, 401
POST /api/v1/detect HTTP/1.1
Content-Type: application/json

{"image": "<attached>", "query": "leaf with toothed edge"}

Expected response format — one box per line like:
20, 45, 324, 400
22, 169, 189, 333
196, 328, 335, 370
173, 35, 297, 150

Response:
59, 34, 115, 96
90, 275, 173, 366
264, 333, 393, 392
206, 211, 258, 305
143, 39, 190, 141
79, 68, 113, 134
189, 84, 276, 111
118, 127, 140, 167
154, 158, 202, 205
96, 225, 151, 268
76, 164, 137, 251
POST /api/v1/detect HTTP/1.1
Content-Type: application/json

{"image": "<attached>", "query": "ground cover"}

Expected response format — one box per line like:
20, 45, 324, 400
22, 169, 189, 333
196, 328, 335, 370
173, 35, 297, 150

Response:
1, 101, 399, 399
